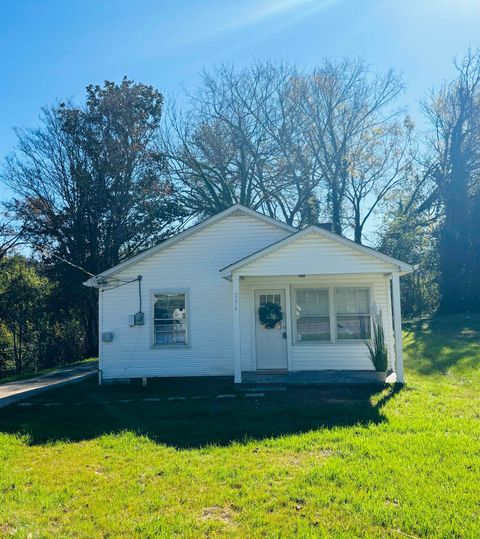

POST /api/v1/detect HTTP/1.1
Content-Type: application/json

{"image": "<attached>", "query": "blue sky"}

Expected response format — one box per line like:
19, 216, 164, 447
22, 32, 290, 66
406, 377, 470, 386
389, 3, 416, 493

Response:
1, 0, 480, 190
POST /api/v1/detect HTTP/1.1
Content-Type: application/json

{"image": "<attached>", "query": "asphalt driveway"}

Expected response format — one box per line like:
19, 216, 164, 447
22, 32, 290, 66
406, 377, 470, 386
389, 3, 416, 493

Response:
0, 361, 98, 408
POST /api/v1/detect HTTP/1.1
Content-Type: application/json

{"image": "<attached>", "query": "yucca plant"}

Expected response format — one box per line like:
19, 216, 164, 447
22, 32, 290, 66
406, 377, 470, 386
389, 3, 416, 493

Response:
366, 314, 388, 372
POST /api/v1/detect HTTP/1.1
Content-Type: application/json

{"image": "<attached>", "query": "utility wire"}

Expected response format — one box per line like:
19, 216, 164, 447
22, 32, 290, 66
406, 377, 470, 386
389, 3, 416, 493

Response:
37, 246, 96, 277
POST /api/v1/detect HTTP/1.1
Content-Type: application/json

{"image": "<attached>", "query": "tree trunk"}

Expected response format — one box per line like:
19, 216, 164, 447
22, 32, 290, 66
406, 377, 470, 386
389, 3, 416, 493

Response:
13, 328, 21, 374
468, 188, 480, 311
353, 209, 362, 244
438, 147, 470, 314
331, 179, 343, 235
85, 291, 99, 358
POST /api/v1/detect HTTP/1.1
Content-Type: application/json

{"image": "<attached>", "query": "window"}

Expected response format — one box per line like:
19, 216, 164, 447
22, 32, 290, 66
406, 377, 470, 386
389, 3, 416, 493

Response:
292, 286, 372, 344
295, 289, 330, 341
335, 288, 371, 340
153, 292, 187, 345
259, 293, 281, 306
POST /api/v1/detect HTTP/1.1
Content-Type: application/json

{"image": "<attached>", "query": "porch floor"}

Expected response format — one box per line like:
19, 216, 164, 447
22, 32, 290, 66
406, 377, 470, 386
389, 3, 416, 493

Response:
240, 370, 395, 386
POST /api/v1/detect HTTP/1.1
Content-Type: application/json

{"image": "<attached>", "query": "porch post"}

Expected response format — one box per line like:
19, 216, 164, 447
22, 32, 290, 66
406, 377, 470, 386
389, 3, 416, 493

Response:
98, 288, 103, 386
232, 273, 242, 384
391, 272, 404, 384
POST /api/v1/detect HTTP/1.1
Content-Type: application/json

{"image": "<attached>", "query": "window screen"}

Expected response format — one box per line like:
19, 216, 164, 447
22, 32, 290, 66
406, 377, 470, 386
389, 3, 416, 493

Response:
154, 292, 187, 345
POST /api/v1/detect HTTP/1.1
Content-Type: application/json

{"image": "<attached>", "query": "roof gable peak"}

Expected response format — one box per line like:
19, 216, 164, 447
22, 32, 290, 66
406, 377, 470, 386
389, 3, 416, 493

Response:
220, 223, 413, 276
84, 203, 295, 285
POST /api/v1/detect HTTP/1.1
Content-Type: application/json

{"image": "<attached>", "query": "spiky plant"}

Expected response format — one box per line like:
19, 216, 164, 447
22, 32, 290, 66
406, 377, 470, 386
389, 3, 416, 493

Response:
366, 314, 388, 372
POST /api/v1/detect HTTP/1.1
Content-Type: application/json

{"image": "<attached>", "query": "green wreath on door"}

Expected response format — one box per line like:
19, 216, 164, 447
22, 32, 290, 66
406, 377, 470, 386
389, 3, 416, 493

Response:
258, 302, 283, 329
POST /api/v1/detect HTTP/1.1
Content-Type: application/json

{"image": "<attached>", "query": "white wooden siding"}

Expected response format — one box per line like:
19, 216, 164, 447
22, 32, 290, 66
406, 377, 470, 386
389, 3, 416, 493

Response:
100, 211, 398, 380
100, 213, 290, 379
239, 274, 394, 372
237, 230, 397, 276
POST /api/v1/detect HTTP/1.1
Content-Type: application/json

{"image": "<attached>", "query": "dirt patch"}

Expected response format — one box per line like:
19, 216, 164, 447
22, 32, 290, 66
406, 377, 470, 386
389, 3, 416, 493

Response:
201, 505, 236, 524
0, 523, 16, 535
269, 448, 337, 467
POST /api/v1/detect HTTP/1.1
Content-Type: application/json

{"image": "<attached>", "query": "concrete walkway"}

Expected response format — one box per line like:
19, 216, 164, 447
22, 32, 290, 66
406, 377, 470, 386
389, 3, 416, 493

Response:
0, 361, 98, 408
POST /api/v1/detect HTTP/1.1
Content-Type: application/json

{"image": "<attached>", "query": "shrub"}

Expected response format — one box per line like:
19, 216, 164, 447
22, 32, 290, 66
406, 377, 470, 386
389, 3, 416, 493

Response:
366, 314, 388, 372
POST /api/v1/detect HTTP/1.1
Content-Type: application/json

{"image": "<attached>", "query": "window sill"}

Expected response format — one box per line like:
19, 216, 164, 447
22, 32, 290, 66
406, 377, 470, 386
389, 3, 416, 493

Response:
293, 340, 370, 346
151, 344, 191, 350
293, 341, 332, 346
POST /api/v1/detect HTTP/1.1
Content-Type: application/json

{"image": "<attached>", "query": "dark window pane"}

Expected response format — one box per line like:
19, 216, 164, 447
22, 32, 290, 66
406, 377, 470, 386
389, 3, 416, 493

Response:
153, 292, 187, 345
296, 289, 329, 316
335, 288, 370, 315
336, 315, 371, 340
295, 288, 330, 341
297, 316, 330, 341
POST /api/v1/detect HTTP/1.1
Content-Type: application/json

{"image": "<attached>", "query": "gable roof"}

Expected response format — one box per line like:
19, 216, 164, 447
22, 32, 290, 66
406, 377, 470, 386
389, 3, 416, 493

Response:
84, 204, 297, 286
220, 224, 413, 277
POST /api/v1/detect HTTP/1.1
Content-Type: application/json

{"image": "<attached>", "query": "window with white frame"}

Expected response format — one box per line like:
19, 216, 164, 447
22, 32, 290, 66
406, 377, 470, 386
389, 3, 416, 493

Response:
295, 288, 330, 341
293, 286, 372, 343
153, 292, 187, 345
335, 287, 371, 340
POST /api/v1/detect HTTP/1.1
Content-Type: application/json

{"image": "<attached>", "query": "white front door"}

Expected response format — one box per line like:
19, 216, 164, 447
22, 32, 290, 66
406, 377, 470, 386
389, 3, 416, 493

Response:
254, 289, 288, 371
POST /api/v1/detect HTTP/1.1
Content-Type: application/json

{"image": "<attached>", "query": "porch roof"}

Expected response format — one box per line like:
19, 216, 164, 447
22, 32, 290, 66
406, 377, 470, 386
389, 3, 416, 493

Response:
220, 225, 413, 279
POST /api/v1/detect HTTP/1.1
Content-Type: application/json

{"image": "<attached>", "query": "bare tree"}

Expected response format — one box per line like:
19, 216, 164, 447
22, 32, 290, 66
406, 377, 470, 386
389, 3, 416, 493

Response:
344, 117, 414, 243
0, 210, 25, 260
298, 59, 404, 235
163, 60, 406, 236
161, 62, 321, 225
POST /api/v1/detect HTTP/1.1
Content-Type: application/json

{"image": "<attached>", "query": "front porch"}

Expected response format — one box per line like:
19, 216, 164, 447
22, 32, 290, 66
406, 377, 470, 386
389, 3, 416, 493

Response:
240, 370, 397, 386
221, 225, 410, 386
228, 272, 405, 385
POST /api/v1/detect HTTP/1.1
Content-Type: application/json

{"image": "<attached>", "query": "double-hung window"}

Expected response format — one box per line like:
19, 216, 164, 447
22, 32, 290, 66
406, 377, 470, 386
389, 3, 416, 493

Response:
293, 286, 371, 343
153, 292, 187, 345
295, 288, 330, 341
335, 287, 371, 340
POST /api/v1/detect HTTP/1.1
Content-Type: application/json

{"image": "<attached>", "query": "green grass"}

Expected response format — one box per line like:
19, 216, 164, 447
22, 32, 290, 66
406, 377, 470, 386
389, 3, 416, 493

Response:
0, 357, 97, 385
0, 315, 479, 538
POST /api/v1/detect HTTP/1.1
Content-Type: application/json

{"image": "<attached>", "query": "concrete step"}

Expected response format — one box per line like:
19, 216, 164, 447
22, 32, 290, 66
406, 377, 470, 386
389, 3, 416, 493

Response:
240, 370, 391, 385
235, 386, 288, 392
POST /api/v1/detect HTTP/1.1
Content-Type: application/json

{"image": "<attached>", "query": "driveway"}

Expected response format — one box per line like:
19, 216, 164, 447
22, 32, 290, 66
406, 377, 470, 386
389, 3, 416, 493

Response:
0, 361, 98, 408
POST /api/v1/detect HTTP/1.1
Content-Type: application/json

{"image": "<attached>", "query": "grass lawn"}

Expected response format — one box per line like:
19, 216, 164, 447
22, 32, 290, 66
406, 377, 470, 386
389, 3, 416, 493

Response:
0, 314, 479, 538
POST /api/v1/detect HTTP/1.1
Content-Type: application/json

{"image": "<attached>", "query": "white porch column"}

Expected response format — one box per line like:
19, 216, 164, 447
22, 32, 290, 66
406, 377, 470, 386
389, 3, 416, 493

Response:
232, 274, 242, 384
98, 289, 103, 386
391, 272, 404, 384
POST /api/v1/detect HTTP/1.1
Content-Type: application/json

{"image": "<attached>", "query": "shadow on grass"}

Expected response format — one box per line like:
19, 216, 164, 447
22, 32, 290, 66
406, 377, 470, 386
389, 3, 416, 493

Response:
403, 313, 480, 375
0, 377, 402, 448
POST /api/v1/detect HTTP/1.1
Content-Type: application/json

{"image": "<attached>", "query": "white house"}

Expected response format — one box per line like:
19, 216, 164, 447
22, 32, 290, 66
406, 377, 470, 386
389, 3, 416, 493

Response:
85, 204, 412, 385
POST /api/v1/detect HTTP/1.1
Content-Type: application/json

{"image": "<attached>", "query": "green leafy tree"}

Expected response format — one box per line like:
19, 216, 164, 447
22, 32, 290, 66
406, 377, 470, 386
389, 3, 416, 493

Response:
379, 213, 439, 318
0, 256, 50, 374
3, 78, 185, 355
